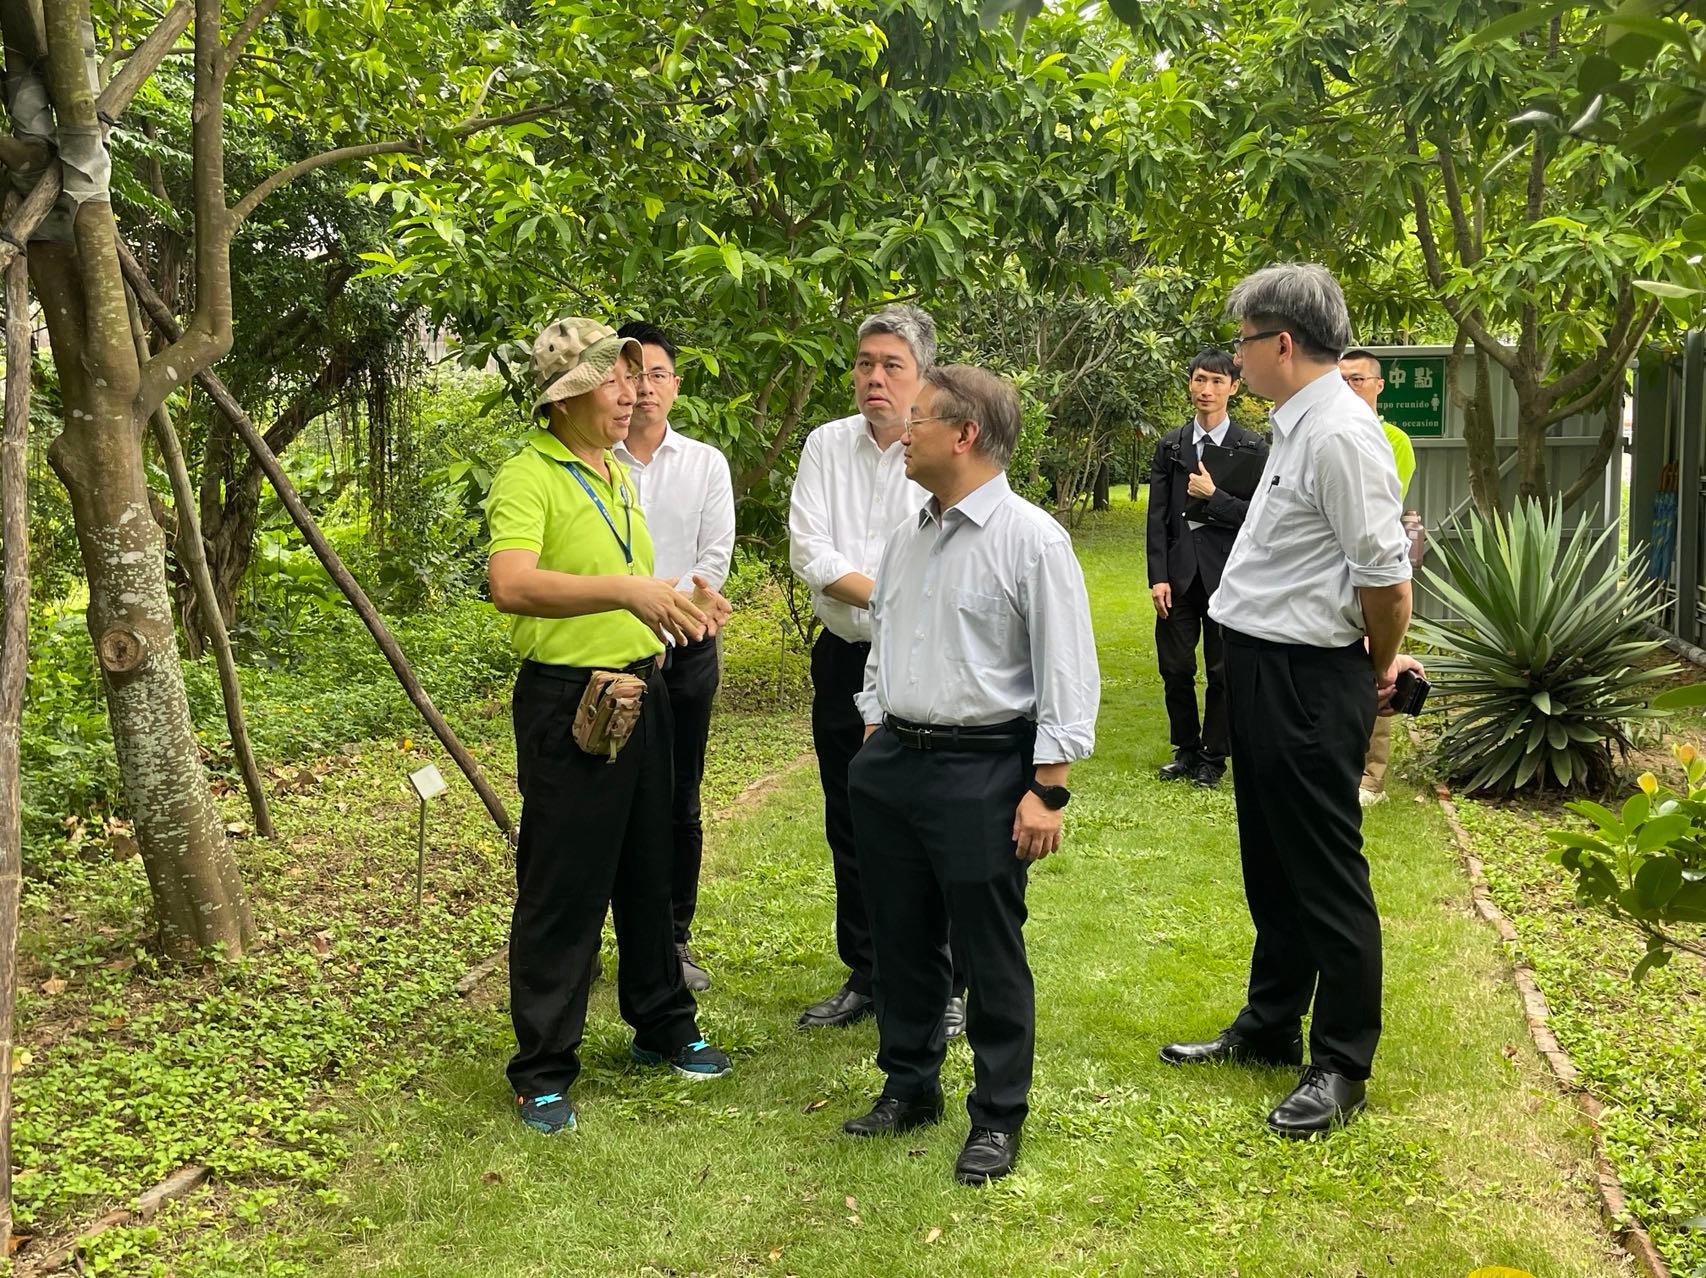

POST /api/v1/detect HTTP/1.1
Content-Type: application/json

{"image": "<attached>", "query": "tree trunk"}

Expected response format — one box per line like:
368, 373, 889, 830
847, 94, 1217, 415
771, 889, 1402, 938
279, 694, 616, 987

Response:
1465, 346, 1504, 522
1, 245, 33, 1260
1092, 459, 1109, 512
129, 296, 274, 839
32, 228, 253, 959
1514, 396, 1550, 507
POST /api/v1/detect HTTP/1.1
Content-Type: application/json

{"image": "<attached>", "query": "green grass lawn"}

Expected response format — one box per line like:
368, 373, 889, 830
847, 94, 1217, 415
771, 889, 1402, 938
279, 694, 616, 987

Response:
228, 497, 1626, 1278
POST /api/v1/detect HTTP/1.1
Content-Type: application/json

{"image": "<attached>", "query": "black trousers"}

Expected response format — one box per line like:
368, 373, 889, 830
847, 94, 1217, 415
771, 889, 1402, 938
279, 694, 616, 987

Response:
507, 662, 699, 1096
810, 631, 880, 993
1155, 574, 1227, 767
1223, 629, 1382, 1079
849, 725, 1034, 1132
663, 635, 720, 946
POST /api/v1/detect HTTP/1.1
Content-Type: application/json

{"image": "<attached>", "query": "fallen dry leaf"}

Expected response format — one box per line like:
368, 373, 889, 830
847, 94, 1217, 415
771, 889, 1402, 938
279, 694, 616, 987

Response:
224, 821, 249, 837
907, 1147, 927, 1158
111, 833, 139, 860
803, 1098, 828, 1113
481, 1171, 502, 1185
925, 1227, 942, 1245
10, 1048, 31, 1073
309, 931, 333, 959
767, 1248, 783, 1261
5, 1231, 33, 1256
40, 977, 67, 996
844, 1196, 857, 1210
846, 1214, 862, 1227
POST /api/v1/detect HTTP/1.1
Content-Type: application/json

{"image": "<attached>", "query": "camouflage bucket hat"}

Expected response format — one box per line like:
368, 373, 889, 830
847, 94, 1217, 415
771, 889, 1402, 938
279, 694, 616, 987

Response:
530, 318, 642, 416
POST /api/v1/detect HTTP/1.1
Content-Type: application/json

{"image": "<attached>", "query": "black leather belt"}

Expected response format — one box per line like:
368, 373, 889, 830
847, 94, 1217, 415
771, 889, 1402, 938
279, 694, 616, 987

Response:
522, 656, 658, 680
884, 715, 1033, 753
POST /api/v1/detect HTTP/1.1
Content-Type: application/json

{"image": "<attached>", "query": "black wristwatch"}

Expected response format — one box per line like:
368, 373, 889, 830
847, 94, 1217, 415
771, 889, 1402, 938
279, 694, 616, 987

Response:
1028, 780, 1071, 810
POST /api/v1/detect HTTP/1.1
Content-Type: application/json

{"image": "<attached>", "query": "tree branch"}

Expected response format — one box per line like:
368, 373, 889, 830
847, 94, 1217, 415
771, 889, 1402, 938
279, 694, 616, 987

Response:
0, 138, 48, 171
218, 0, 278, 73
1545, 281, 1636, 407
228, 140, 415, 229
96, 0, 190, 118
1544, 297, 1661, 428
1403, 128, 1515, 375
0, 165, 64, 275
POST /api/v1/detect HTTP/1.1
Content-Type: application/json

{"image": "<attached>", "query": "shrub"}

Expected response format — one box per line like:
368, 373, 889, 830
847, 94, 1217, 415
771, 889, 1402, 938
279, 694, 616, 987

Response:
1410, 500, 1672, 794
1546, 743, 1706, 980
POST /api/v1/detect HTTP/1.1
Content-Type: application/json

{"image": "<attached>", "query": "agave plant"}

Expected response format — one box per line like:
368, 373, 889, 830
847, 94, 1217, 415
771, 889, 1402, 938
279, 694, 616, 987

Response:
1410, 500, 1675, 795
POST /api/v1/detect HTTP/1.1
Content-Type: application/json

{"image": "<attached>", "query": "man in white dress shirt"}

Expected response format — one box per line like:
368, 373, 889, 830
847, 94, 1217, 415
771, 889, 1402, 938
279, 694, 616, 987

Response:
615, 321, 737, 993
787, 305, 967, 1033
838, 364, 1100, 1186
1158, 265, 1425, 1138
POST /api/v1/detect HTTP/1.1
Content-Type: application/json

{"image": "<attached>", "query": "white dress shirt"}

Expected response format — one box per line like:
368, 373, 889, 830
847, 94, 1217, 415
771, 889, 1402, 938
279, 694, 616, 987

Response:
788, 413, 925, 643
1210, 368, 1411, 647
1186, 415, 1232, 531
615, 423, 736, 592
854, 473, 1100, 765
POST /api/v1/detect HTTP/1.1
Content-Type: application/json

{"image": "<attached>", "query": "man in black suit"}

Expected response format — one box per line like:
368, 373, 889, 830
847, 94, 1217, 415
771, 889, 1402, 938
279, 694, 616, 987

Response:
1145, 348, 1268, 788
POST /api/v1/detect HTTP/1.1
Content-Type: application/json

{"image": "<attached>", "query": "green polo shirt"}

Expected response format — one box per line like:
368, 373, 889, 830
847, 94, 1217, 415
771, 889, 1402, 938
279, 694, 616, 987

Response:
486, 428, 663, 667
1381, 420, 1416, 499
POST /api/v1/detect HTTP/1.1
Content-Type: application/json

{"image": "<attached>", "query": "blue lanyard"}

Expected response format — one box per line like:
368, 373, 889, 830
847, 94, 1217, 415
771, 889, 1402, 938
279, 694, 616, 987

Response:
559, 459, 635, 570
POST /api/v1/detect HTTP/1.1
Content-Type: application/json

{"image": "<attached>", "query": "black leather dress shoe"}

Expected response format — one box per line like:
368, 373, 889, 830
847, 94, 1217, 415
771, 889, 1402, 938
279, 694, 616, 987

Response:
1191, 762, 1223, 788
1158, 755, 1198, 782
954, 1126, 1019, 1184
843, 1095, 944, 1137
943, 996, 967, 1040
1267, 1066, 1366, 1137
797, 983, 874, 1029
1158, 1027, 1304, 1068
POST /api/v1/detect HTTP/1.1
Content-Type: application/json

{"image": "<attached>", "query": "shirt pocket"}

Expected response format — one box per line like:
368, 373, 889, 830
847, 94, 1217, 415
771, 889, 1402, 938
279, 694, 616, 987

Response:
944, 588, 1011, 669
1250, 479, 1312, 540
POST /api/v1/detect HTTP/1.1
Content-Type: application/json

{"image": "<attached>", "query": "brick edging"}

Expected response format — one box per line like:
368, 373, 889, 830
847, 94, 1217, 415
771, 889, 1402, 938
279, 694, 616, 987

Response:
1429, 780, 1672, 1278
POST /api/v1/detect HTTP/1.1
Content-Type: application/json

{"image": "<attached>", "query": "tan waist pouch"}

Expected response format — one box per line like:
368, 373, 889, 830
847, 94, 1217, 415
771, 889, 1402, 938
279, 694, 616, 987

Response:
572, 671, 648, 762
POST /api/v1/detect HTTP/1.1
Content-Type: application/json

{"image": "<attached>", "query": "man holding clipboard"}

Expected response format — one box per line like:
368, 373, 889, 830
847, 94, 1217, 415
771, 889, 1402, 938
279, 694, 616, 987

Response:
1145, 348, 1269, 788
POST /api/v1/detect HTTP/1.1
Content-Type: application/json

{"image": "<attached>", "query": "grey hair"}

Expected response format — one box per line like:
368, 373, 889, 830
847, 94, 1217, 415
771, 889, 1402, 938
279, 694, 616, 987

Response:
857, 304, 937, 371
1224, 263, 1352, 360
924, 364, 1021, 469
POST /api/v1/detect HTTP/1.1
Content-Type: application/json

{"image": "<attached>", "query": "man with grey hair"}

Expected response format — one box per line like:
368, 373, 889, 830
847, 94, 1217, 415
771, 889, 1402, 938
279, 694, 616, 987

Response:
839, 364, 1099, 1185
1159, 264, 1425, 1138
788, 305, 968, 1032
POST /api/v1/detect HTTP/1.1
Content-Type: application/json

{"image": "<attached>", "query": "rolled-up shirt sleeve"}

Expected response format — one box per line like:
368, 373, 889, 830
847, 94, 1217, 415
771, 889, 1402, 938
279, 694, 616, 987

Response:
1023, 538, 1101, 763
1317, 430, 1411, 589
688, 451, 737, 592
788, 431, 858, 591
855, 634, 884, 726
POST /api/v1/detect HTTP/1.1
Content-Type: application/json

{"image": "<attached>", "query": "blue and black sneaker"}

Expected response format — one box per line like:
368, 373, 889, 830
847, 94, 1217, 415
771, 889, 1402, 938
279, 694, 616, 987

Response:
516, 1092, 576, 1135
630, 1038, 733, 1081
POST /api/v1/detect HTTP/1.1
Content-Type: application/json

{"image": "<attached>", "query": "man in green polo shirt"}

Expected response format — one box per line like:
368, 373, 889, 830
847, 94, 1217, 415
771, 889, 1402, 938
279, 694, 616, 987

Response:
486, 317, 735, 1136
1340, 349, 1416, 808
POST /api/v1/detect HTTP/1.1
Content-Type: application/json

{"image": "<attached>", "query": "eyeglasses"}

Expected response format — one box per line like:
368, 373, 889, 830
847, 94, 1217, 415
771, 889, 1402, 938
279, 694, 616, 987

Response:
1228, 329, 1286, 352
641, 370, 676, 385
1341, 374, 1381, 386
907, 414, 962, 427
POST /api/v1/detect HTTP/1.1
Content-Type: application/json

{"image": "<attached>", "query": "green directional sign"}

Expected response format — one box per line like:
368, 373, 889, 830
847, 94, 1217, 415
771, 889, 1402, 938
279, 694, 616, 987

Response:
1380, 355, 1448, 438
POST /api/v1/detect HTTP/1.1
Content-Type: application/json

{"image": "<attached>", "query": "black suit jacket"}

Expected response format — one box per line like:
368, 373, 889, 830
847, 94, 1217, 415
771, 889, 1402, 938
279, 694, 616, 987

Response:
1145, 420, 1270, 596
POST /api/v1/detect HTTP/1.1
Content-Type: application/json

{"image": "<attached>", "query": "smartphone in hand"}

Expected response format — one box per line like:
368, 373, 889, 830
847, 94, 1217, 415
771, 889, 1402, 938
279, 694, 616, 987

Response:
1391, 668, 1430, 716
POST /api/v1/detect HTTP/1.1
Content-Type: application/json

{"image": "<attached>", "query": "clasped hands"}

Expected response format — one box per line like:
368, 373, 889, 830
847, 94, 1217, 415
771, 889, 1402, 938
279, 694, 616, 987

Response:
625, 573, 733, 646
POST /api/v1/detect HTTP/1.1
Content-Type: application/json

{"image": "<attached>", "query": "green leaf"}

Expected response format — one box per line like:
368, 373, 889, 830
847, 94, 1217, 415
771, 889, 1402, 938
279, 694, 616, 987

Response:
1653, 683, 1706, 709
1634, 854, 1684, 908
1634, 280, 1704, 300
720, 243, 744, 283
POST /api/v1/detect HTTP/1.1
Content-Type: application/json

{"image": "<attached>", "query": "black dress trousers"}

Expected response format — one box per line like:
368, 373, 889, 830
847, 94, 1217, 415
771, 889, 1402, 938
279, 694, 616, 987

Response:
663, 634, 720, 946
810, 630, 879, 994
1223, 630, 1382, 1079
849, 725, 1034, 1133
507, 662, 700, 1097
1154, 574, 1228, 766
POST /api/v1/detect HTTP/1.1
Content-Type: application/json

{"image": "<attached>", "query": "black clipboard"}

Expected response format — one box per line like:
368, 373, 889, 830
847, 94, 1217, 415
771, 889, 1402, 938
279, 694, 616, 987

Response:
1183, 442, 1266, 521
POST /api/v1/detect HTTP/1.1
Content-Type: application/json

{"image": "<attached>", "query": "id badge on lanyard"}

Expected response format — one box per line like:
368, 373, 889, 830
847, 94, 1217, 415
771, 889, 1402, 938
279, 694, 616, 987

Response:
561, 459, 636, 573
